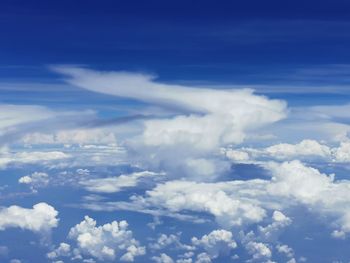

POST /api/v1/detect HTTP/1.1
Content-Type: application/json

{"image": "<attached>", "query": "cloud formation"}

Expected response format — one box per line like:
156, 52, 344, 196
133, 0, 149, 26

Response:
49, 216, 146, 262
0, 203, 58, 233
53, 67, 287, 179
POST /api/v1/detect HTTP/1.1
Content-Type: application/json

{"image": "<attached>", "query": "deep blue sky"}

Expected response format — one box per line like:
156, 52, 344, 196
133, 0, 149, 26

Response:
2, 0, 350, 85
2, 2, 350, 263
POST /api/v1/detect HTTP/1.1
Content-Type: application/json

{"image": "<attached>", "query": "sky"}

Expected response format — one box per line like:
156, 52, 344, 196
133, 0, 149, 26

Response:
1, 1, 350, 263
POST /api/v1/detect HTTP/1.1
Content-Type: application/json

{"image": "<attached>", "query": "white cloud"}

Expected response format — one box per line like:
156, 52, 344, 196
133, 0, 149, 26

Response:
265, 161, 350, 235
0, 150, 70, 169
191, 229, 236, 259
0, 203, 58, 233
53, 67, 287, 178
82, 160, 350, 238
21, 128, 117, 145
65, 216, 145, 261
80, 171, 163, 193
149, 233, 194, 251
266, 160, 335, 203
257, 211, 292, 242
0, 104, 54, 131
138, 180, 266, 228
195, 253, 212, 263
264, 139, 331, 160
332, 141, 350, 162
276, 244, 294, 258
19, 172, 49, 190
47, 243, 71, 259
245, 241, 272, 261
152, 253, 174, 263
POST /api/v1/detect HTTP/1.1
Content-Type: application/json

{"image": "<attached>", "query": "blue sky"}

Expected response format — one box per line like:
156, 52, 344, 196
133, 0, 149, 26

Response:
1, 1, 350, 263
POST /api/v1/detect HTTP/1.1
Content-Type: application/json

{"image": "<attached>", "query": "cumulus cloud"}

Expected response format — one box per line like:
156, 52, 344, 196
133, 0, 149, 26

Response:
264, 139, 331, 160
0, 203, 58, 233
47, 243, 71, 259
265, 161, 350, 235
149, 233, 194, 251
80, 171, 163, 193
191, 229, 236, 259
136, 180, 267, 228
19, 172, 49, 191
223, 139, 350, 164
50, 216, 146, 262
53, 67, 287, 178
332, 141, 350, 162
81, 160, 350, 239
245, 241, 272, 261
152, 253, 175, 263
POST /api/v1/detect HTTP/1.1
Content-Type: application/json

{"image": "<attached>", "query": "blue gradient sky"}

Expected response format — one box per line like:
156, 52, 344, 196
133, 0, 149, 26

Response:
1, 1, 350, 263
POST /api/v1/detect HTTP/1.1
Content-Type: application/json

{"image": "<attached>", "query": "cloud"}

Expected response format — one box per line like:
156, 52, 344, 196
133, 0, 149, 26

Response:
276, 244, 294, 259
265, 161, 350, 235
191, 229, 237, 259
53, 67, 287, 179
149, 233, 194, 251
50, 216, 146, 262
0, 103, 98, 147
138, 180, 267, 228
264, 139, 331, 160
0, 203, 58, 233
18, 172, 49, 191
0, 150, 70, 169
80, 171, 164, 193
224, 139, 350, 163
152, 253, 174, 263
245, 241, 272, 261
81, 160, 350, 239
21, 128, 117, 145
0, 104, 55, 131
195, 252, 212, 263
332, 141, 350, 162
47, 243, 71, 260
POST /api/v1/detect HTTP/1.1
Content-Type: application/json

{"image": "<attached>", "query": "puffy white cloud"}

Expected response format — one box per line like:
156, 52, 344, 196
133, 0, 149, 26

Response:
66, 216, 145, 261
225, 139, 350, 163
0, 203, 58, 233
257, 211, 292, 242
47, 243, 71, 259
276, 244, 294, 258
195, 253, 212, 263
191, 230, 236, 259
332, 141, 350, 162
264, 139, 331, 160
222, 148, 250, 162
19, 172, 49, 190
80, 171, 163, 193
54, 67, 287, 178
266, 160, 335, 202
265, 161, 350, 235
81, 159, 350, 239
149, 233, 194, 251
152, 253, 174, 263
139, 180, 266, 228
245, 241, 272, 261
